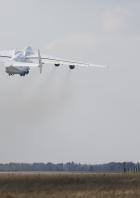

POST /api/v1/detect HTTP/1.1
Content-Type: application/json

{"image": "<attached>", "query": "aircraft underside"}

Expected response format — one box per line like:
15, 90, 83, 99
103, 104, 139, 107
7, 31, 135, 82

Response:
6, 66, 30, 76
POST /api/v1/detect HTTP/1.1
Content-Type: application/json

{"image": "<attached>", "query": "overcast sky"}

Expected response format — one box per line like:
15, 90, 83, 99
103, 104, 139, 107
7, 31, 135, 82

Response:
0, 0, 139, 164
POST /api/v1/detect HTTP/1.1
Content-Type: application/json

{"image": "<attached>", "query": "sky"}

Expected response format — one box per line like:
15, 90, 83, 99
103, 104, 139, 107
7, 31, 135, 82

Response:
0, 0, 139, 164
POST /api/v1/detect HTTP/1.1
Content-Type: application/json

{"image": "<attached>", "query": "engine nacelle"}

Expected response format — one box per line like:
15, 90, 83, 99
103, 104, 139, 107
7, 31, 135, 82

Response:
69, 65, 75, 70
54, 64, 60, 67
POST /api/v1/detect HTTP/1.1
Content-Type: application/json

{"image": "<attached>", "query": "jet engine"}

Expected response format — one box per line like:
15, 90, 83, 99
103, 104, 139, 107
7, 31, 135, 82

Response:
54, 64, 60, 67
69, 65, 75, 70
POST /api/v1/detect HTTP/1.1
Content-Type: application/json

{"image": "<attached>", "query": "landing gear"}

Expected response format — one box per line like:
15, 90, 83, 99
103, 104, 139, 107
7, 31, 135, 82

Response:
20, 73, 26, 77
20, 70, 29, 76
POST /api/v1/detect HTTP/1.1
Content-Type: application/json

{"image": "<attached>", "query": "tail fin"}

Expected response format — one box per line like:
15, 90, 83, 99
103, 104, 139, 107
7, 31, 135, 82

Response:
38, 49, 43, 74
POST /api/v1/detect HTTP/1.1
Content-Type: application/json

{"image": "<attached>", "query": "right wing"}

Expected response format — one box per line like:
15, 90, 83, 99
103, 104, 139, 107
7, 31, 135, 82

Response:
42, 57, 106, 68
27, 53, 107, 68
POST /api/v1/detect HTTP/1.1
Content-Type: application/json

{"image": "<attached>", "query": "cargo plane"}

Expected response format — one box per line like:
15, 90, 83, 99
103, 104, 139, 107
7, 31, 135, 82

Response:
0, 47, 106, 76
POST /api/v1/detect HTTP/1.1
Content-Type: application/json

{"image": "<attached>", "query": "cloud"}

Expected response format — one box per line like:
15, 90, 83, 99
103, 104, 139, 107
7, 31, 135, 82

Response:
102, 7, 129, 33
45, 34, 99, 62
47, 34, 96, 51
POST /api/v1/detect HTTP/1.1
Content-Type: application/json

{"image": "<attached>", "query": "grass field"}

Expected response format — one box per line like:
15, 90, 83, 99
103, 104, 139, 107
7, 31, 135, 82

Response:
0, 172, 140, 197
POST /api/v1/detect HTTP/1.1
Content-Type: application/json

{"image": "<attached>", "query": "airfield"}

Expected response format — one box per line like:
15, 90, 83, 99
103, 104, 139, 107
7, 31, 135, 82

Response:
0, 172, 140, 198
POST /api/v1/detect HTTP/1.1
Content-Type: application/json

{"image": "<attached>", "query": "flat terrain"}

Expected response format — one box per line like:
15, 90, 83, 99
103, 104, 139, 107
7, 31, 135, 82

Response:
0, 172, 140, 197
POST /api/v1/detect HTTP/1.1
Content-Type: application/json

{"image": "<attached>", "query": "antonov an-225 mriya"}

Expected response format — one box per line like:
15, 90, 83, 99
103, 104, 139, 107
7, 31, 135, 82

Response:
0, 46, 106, 76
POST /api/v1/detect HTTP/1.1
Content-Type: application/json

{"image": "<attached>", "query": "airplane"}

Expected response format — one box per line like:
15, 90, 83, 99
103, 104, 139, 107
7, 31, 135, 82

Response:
0, 46, 106, 76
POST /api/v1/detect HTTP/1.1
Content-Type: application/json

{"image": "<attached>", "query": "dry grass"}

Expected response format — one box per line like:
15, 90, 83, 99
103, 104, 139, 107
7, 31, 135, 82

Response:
0, 172, 139, 197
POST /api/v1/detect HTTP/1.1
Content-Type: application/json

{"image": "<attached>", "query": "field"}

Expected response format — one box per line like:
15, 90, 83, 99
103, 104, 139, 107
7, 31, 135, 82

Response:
0, 172, 140, 198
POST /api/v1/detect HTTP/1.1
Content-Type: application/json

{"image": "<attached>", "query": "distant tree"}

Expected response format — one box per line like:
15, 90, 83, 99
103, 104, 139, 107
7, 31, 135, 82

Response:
123, 162, 126, 173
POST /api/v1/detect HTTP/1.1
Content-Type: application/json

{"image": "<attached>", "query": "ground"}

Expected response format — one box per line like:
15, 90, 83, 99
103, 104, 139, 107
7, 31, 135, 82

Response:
0, 172, 140, 198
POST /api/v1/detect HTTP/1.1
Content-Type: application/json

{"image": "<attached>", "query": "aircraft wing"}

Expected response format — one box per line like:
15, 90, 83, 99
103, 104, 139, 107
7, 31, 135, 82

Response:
27, 54, 107, 68
0, 50, 14, 64
0, 50, 14, 58
43, 57, 106, 68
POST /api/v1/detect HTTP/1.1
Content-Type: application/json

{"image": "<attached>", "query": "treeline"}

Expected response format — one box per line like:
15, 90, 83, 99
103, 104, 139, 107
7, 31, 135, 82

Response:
0, 162, 139, 172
